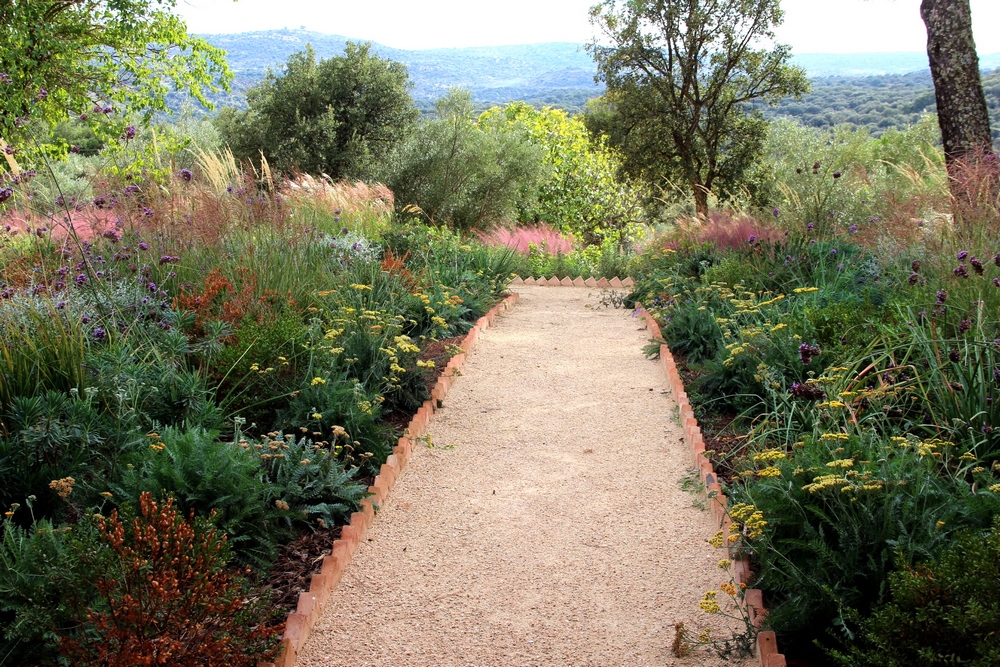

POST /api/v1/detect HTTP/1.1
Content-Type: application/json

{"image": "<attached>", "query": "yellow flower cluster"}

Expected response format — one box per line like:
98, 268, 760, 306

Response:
729, 503, 767, 539
49, 477, 76, 499
698, 590, 721, 614
752, 449, 787, 463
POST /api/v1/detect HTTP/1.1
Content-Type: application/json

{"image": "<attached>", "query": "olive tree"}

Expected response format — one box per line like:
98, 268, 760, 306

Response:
0, 0, 230, 159
587, 0, 809, 218
216, 43, 418, 181
383, 89, 547, 231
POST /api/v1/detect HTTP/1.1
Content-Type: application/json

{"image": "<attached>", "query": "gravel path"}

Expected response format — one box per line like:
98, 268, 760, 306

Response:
297, 285, 747, 667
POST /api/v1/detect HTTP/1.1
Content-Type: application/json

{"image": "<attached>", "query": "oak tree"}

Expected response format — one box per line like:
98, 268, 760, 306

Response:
587, 0, 808, 218
216, 43, 418, 181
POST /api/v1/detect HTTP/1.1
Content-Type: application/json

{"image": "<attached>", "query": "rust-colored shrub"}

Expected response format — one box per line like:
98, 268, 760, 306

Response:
174, 267, 294, 332
381, 249, 416, 289
60, 492, 283, 667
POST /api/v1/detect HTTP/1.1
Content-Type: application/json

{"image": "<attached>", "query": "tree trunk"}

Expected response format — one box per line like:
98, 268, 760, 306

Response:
920, 0, 993, 169
692, 183, 710, 220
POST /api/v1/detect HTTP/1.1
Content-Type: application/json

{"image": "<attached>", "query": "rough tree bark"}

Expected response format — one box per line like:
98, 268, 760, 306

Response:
919, 0, 994, 170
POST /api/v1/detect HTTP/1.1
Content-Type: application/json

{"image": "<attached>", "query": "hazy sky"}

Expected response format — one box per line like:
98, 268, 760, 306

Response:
174, 0, 1000, 54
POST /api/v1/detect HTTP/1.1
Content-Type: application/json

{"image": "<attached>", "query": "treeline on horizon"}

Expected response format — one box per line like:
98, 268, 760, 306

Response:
171, 66, 1000, 145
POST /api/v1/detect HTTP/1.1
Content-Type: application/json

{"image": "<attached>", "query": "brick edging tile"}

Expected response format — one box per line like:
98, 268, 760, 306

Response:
261, 293, 521, 667
511, 275, 635, 288
635, 303, 786, 667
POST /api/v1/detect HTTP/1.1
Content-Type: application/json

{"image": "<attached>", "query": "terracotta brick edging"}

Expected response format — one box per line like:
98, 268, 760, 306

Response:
260, 293, 521, 667
511, 275, 635, 288
635, 304, 787, 667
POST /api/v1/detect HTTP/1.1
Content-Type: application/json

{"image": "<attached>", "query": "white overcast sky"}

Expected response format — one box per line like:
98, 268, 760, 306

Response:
174, 0, 1000, 54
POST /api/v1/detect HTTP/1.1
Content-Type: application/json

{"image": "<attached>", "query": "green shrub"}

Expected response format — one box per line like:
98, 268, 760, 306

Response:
834, 521, 1000, 667
117, 427, 285, 570
733, 431, 1000, 655
241, 430, 368, 531
0, 515, 111, 664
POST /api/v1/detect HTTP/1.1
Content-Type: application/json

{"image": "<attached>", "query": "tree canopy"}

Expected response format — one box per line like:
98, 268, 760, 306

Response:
586, 0, 809, 218
0, 0, 231, 159
216, 43, 419, 180
383, 89, 547, 231
479, 102, 646, 245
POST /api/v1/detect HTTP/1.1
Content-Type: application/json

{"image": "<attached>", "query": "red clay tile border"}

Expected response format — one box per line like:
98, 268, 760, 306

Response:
635, 304, 787, 667
512, 275, 635, 288
260, 293, 521, 667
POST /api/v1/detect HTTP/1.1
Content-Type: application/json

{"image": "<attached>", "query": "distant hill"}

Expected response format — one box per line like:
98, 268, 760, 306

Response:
754, 67, 1000, 145
197, 30, 601, 113
186, 30, 1000, 129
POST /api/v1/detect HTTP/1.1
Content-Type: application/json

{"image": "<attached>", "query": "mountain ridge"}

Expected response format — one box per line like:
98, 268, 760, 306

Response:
193, 29, 1000, 115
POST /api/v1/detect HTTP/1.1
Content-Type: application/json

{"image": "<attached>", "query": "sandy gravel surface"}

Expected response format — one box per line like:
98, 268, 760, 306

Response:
297, 285, 747, 667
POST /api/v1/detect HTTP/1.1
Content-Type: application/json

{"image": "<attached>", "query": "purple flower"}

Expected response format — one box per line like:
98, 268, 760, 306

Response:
0, 188, 12, 204
772, 208, 780, 218
138, 242, 148, 251
994, 278, 1000, 288
747, 235, 756, 245
0, 73, 10, 84
334, 208, 342, 215
56, 301, 66, 309
147, 282, 157, 293
958, 250, 969, 261
799, 342, 822, 365
954, 264, 970, 279
849, 225, 858, 234
958, 319, 972, 334
81, 315, 90, 324
177, 169, 193, 182
122, 125, 136, 140
830, 248, 838, 255
936, 290, 948, 304
869, 217, 881, 224
75, 273, 87, 285
911, 260, 921, 273
908, 273, 920, 285
949, 349, 960, 363
142, 207, 154, 217
807, 222, 815, 231
158, 255, 179, 265
833, 172, 842, 179
101, 229, 120, 243
971, 257, 984, 275
92, 327, 106, 341
789, 381, 826, 401
69, 145, 80, 154
37, 89, 48, 101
